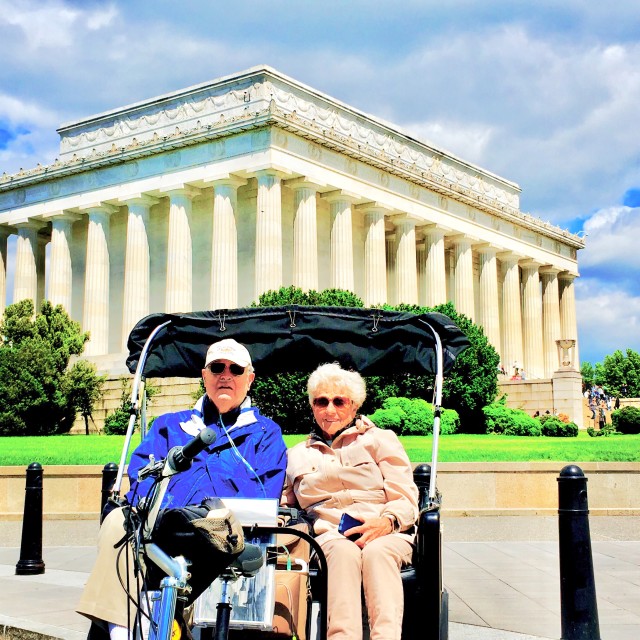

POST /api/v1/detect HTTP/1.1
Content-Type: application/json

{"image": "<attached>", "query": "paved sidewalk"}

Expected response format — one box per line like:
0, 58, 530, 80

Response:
1, 517, 639, 639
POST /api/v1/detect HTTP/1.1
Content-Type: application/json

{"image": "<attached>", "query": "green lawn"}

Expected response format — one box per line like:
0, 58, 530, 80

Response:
1, 431, 638, 466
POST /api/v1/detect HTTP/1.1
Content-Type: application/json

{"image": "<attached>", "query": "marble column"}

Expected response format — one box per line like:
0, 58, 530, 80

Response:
36, 234, 46, 307
360, 206, 388, 306
423, 225, 447, 307
83, 205, 116, 356
255, 170, 283, 299
13, 222, 43, 305
541, 267, 562, 377
0, 227, 10, 315
451, 235, 475, 320
325, 193, 356, 292
520, 260, 544, 379
559, 272, 580, 366
211, 178, 246, 309
48, 213, 78, 312
499, 253, 523, 377
165, 188, 197, 313
291, 181, 319, 292
385, 232, 396, 304
477, 245, 501, 351
121, 196, 155, 350
394, 216, 418, 305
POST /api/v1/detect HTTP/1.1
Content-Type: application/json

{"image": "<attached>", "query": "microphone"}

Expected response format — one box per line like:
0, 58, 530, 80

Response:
167, 427, 216, 472
229, 543, 264, 577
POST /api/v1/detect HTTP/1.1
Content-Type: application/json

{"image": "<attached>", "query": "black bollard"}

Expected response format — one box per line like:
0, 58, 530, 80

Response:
557, 464, 601, 640
16, 462, 45, 575
100, 462, 118, 523
413, 463, 432, 509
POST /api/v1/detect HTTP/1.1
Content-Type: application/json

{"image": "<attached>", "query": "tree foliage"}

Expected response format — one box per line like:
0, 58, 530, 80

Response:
582, 349, 640, 398
0, 300, 101, 436
65, 360, 106, 435
249, 287, 499, 434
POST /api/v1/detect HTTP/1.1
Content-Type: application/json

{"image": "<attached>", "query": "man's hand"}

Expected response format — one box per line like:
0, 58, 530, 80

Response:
344, 516, 393, 548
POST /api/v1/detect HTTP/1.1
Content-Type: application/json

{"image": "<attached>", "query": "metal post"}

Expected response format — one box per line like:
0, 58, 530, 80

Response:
557, 464, 601, 640
100, 462, 118, 523
16, 462, 45, 575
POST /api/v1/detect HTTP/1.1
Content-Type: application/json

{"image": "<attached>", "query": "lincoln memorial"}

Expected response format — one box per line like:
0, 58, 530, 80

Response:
0, 66, 585, 420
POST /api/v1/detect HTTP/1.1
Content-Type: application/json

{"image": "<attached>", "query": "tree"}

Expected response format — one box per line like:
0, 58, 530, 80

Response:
581, 361, 595, 391
65, 360, 106, 435
0, 300, 103, 436
251, 287, 365, 434
250, 287, 499, 433
600, 349, 640, 398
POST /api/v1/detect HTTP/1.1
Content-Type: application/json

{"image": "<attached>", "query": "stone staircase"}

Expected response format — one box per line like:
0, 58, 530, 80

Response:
70, 375, 202, 434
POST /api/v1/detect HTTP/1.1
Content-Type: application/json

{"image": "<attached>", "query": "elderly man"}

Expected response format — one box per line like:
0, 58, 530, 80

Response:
78, 338, 287, 639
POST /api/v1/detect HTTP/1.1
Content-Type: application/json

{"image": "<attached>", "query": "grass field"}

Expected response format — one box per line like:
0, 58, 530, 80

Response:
1, 431, 638, 466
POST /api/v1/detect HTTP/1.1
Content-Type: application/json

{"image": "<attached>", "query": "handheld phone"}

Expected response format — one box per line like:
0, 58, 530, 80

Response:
338, 513, 364, 541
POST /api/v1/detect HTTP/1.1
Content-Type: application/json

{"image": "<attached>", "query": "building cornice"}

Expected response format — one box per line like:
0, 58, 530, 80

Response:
0, 66, 585, 250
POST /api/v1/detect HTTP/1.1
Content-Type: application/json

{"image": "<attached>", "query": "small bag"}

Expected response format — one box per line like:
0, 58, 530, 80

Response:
150, 497, 245, 604
270, 523, 311, 640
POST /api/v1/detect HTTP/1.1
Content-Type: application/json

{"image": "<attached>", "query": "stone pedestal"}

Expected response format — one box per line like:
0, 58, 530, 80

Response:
552, 369, 584, 429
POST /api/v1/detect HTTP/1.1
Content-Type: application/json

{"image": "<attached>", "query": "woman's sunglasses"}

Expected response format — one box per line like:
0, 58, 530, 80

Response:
312, 396, 351, 408
207, 362, 246, 376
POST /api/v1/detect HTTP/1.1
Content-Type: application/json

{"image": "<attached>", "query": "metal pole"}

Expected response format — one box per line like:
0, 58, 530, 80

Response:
100, 462, 118, 523
16, 462, 45, 575
557, 464, 601, 640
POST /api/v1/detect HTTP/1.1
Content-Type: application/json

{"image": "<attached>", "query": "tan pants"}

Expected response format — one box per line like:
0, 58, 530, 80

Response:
321, 535, 413, 640
77, 508, 144, 630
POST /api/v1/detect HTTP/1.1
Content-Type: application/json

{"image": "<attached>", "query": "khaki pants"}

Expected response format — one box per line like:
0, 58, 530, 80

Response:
321, 535, 413, 640
77, 508, 144, 630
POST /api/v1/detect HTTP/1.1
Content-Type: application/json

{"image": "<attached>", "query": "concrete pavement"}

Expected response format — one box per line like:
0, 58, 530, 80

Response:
1, 517, 639, 639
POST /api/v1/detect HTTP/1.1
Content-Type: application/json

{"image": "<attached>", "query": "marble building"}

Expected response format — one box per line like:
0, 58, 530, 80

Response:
0, 66, 584, 389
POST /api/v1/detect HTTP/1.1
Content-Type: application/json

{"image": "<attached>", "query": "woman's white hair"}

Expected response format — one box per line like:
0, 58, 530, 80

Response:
307, 362, 367, 409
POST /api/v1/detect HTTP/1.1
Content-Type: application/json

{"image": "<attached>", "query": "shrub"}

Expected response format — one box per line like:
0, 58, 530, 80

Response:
483, 402, 541, 436
538, 416, 578, 437
587, 423, 616, 437
103, 378, 160, 435
400, 398, 434, 436
369, 407, 405, 434
373, 396, 460, 436
440, 408, 461, 435
611, 406, 640, 434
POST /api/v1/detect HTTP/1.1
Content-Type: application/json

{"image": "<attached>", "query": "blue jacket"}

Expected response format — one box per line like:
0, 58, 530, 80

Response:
126, 395, 287, 509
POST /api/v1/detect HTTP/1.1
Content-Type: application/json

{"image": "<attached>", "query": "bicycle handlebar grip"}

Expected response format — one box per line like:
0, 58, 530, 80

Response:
167, 427, 217, 472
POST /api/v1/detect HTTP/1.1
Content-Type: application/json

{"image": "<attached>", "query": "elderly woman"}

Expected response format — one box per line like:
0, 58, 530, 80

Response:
282, 363, 419, 640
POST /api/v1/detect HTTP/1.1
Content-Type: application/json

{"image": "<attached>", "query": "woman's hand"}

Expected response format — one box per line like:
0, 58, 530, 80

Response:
345, 516, 394, 548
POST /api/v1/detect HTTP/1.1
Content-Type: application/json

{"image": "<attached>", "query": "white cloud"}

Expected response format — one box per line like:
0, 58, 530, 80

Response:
0, 0, 118, 50
576, 280, 640, 362
399, 120, 495, 166
580, 206, 640, 270
0, 93, 57, 126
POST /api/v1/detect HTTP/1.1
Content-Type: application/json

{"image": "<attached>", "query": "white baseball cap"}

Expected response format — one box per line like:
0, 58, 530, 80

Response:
204, 339, 252, 368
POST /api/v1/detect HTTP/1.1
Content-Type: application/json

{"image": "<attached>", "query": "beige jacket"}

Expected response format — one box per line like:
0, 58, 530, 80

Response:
282, 422, 419, 545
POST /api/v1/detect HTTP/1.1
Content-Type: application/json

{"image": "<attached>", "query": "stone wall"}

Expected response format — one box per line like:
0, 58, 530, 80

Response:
2, 462, 638, 520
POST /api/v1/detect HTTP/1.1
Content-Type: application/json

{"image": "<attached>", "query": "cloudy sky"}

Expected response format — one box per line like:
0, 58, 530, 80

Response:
1, 0, 639, 365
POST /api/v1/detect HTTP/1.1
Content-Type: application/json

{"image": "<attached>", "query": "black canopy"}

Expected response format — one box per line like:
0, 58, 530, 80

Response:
126, 306, 470, 378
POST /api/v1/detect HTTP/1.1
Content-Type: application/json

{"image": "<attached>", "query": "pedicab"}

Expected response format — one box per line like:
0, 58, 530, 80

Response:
109, 305, 470, 640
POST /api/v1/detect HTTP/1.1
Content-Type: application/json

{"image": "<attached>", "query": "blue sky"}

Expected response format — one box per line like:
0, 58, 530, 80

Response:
1, 0, 639, 365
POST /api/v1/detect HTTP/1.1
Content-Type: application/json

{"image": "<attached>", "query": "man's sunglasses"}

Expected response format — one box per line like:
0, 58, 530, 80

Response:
207, 362, 246, 376
312, 396, 351, 408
